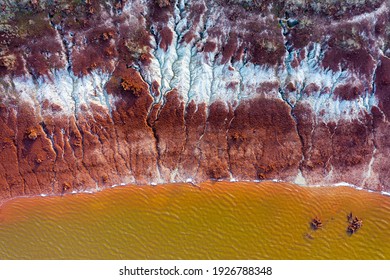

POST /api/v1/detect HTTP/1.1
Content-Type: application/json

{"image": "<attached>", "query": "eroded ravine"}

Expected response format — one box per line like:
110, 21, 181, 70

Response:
0, 0, 390, 201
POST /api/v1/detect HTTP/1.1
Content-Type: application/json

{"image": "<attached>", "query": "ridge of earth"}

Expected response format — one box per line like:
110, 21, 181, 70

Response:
0, 0, 389, 200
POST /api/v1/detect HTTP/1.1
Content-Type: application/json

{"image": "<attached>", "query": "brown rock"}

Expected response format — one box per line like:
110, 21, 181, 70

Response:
26, 128, 38, 140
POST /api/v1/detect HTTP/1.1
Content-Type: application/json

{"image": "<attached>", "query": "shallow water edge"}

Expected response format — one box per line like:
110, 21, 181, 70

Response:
1, 181, 390, 259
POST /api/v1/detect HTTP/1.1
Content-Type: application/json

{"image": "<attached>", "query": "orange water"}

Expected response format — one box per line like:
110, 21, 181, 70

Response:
0, 182, 390, 259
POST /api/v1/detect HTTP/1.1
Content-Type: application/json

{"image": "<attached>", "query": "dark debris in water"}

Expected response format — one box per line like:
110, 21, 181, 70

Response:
346, 212, 363, 235
310, 217, 323, 230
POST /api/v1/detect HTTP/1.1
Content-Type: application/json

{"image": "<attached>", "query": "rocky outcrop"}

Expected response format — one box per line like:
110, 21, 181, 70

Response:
0, 0, 389, 201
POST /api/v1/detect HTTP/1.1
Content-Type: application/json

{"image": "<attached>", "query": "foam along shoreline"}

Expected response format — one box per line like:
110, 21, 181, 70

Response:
1, 179, 389, 210
0, 1, 389, 201
1, 180, 390, 259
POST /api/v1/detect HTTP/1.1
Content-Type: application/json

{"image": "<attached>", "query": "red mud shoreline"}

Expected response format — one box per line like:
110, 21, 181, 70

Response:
1, 179, 389, 212
1, 0, 390, 201
1, 92, 390, 201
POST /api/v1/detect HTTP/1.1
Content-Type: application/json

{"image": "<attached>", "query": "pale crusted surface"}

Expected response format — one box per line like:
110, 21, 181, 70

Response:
0, 0, 389, 200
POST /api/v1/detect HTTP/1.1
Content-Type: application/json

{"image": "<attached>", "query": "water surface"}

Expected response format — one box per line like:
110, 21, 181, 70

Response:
0, 182, 389, 259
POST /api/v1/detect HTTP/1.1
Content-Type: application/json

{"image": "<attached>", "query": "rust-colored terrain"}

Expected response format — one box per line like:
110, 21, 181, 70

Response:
0, 0, 389, 201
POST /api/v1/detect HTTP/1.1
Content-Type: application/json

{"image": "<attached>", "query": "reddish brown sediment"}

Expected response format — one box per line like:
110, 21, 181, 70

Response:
151, 90, 186, 180
176, 101, 207, 180
370, 55, 390, 191
0, 89, 389, 200
228, 97, 301, 181
295, 111, 376, 187
0, 0, 390, 201
196, 101, 234, 181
